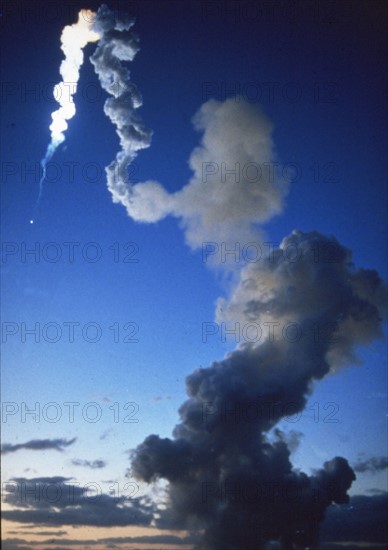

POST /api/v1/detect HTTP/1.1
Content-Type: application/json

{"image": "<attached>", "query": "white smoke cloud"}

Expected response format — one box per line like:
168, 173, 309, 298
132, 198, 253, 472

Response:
124, 180, 174, 223
171, 98, 287, 250
33, 9, 100, 221
114, 98, 289, 255
49, 10, 100, 149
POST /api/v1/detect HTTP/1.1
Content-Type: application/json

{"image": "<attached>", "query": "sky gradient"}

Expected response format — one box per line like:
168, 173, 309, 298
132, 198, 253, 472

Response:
1, 1, 387, 549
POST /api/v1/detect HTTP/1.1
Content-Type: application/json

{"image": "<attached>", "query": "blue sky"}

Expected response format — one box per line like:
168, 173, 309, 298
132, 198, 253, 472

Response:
1, 1, 387, 549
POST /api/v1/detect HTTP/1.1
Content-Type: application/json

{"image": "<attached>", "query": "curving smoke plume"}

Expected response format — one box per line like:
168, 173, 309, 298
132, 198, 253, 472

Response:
109, 97, 289, 255
131, 231, 386, 548
90, 4, 152, 209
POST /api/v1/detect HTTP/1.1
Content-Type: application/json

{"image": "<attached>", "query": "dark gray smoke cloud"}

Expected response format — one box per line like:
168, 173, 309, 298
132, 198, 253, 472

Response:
131, 231, 386, 549
1, 438, 76, 455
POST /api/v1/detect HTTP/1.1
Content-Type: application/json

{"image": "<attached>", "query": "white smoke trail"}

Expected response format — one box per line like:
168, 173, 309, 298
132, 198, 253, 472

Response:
31, 9, 100, 223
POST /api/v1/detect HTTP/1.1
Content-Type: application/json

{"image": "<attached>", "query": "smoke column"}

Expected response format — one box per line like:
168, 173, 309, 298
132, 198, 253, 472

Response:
90, 4, 152, 207
31, 9, 100, 223
131, 231, 386, 549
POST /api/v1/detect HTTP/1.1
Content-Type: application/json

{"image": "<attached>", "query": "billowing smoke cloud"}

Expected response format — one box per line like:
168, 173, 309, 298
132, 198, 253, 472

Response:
171, 99, 288, 250
216, 230, 387, 370
111, 97, 288, 254
353, 456, 388, 474
1, 438, 76, 455
131, 231, 386, 548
